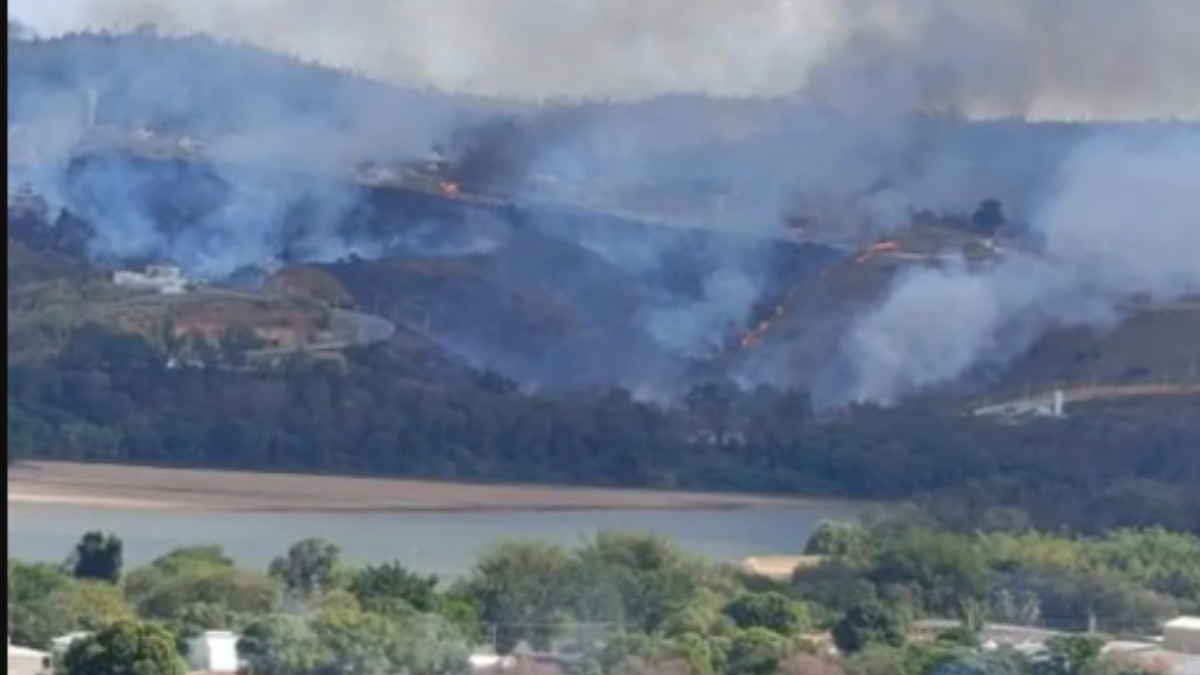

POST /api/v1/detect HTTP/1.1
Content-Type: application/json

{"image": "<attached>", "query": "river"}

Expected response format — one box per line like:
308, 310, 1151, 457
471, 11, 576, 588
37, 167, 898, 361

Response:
7, 502, 858, 577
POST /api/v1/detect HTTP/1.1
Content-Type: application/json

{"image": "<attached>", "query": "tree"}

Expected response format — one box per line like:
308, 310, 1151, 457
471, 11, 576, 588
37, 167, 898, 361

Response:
241, 604, 466, 675
9, 580, 137, 649
350, 562, 440, 614
69, 531, 125, 583
1032, 636, 1106, 675
1091, 528, 1200, 602
8, 560, 70, 606
570, 532, 723, 635
310, 606, 405, 675
390, 615, 470, 675
126, 556, 282, 628
240, 615, 329, 675
62, 621, 186, 675
466, 542, 573, 654
832, 600, 907, 654
723, 593, 809, 636
806, 522, 869, 562
870, 528, 992, 616
725, 629, 793, 675
971, 199, 1007, 235
8, 404, 45, 464
270, 539, 342, 600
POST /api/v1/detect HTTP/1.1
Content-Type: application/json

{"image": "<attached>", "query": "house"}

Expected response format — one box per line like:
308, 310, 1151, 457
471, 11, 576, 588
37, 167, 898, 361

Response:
1166, 617, 1200, 655
8, 640, 52, 675
186, 631, 241, 674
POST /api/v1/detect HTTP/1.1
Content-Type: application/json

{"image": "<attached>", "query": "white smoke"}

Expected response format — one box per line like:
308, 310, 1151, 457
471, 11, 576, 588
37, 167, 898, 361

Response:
70, 0, 1200, 119
644, 268, 759, 357
13, 0, 1199, 395
836, 130, 1200, 404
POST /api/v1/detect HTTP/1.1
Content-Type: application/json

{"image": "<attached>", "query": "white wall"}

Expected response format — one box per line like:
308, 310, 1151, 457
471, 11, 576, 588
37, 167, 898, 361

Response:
187, 632, 241, 674
1165, 619, 1200, 655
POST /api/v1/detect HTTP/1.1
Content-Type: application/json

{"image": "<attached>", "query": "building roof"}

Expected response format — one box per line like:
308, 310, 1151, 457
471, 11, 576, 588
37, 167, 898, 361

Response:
194, 631, 239, 640
1167, 617, 1200, 631
8, 644, 51, 659
52, 632, 93, 648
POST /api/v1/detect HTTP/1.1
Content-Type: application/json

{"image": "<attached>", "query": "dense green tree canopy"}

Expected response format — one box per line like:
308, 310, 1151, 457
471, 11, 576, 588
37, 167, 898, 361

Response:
10, 580, 137, 649
724, 593, 810, 636
832, 600, 908, 654
270, 539, 343, 600
350, 562, 440, 615
467, 541, 575, 653
8, 309, 1198, 538
8, 521, 1200, 675
62, 622, 186, 675
70, 531, 125, 583
125, 547, 282, 630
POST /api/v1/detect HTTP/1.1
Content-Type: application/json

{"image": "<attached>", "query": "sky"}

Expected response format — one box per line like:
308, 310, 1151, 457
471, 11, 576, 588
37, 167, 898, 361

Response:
9, 0, 93, 33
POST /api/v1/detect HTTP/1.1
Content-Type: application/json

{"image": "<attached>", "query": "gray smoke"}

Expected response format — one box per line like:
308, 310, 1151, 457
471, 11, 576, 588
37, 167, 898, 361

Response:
644, 267, 759, 358
76, 0, 1200, 118
7, 26, 494, 277
11, 0, 1199, 394
834, 130, 1200, 405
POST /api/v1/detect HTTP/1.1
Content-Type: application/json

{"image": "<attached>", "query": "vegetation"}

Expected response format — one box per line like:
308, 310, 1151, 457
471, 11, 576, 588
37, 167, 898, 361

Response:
9, 194, 1200, 539
9, 333, 1199, 535
7, 521, 1198, 674
61, 622, 187, 675
7, 26, 1195, 675
69, 531, 125, 584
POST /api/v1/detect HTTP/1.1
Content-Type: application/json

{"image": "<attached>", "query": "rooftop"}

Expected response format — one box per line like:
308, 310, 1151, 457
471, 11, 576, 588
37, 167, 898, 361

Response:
1106, 643, 1200, 675
8, 644, 51, 659
1167, 617, 1200, 631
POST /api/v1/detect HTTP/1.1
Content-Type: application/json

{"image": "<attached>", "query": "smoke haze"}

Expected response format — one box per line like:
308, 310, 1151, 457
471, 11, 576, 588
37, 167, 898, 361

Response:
9, 0, 1199, 399
835, 131, 1200, 404
75, 0, 1200, 119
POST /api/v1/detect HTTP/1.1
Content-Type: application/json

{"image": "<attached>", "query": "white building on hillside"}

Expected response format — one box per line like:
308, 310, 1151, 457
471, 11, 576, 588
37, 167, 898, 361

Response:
1167, 617, 1200, 655
186, 631, 241, 674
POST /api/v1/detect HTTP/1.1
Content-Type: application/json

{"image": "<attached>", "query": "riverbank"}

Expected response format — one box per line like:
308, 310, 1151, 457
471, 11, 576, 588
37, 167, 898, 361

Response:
7, 462, 853, 514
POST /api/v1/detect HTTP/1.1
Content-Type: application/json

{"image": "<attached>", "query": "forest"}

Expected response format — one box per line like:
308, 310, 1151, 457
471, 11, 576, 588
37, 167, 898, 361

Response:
10, 518, 1200, 674
9, 312, 1200, 537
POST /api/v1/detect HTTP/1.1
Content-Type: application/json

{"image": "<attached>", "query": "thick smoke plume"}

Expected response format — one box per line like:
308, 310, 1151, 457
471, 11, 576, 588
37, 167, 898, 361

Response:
834, 131, 1200, 405
10, 0, 1199, 397
79, 0, 1200, 118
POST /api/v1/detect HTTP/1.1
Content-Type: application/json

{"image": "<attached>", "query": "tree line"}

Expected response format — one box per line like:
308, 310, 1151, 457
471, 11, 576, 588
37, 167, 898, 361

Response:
8, 334, 1200, 536
10, 518, 1199, 675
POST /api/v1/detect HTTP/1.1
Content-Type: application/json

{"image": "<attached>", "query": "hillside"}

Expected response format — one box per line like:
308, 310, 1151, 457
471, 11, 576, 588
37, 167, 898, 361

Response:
7, 29, 1200, 535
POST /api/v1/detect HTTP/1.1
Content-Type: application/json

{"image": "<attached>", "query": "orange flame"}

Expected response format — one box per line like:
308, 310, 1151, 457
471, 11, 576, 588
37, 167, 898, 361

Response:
854, 240, 901, 265
739, 305, 787, 350
439, 181, 462, 198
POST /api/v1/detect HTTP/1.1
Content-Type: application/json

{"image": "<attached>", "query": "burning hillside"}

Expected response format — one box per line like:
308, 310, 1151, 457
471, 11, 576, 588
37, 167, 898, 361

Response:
8, 16, 1199, 405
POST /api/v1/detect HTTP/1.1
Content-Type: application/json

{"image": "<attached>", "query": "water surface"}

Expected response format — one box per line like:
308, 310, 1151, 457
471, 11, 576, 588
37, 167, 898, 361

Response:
8, 502, 858, 576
